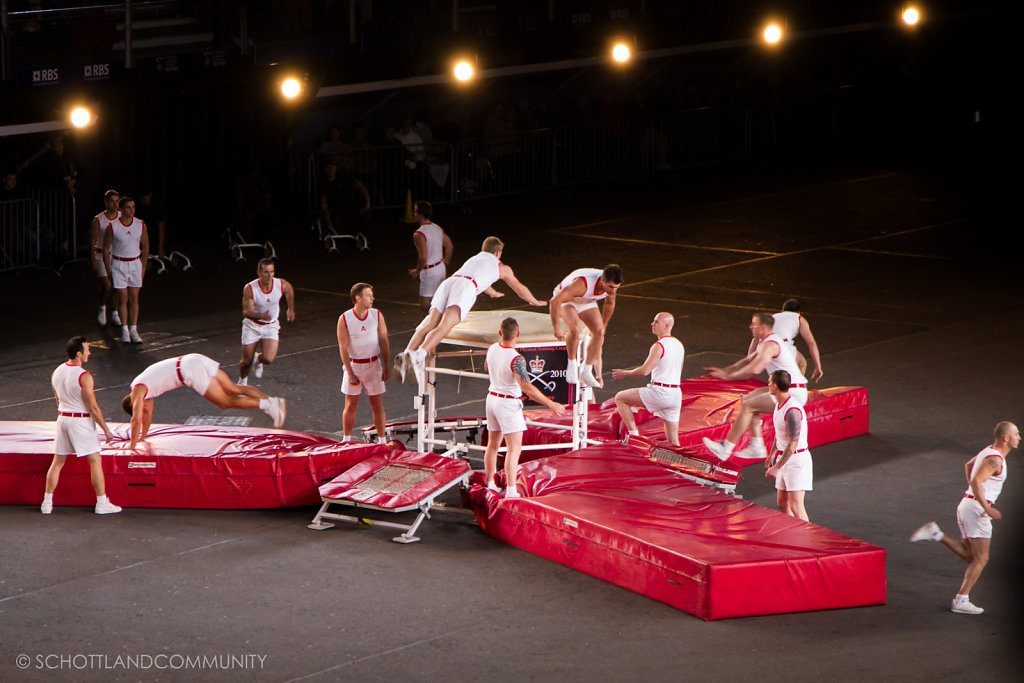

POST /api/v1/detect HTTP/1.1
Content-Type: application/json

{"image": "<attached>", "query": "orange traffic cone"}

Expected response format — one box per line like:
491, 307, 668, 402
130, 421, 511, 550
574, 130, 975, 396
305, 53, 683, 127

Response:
401, 190, 416, 223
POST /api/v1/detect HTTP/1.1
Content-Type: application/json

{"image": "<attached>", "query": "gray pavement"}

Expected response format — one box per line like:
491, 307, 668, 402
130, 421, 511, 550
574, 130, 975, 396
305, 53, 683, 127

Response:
1, 159, 1021, 682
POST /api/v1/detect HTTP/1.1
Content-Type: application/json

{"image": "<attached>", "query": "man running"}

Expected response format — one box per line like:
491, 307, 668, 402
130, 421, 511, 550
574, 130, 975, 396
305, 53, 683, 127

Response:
549, 265, 622, 388
121, 354, 286, 450
239, 258, 296, 385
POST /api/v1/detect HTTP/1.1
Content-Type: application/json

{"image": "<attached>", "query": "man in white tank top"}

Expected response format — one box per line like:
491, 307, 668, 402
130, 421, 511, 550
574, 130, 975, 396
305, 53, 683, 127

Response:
102, 196, 149, 344
408, 201, 453, 311
910, 421, 1020, 615
764, 370, 813, 521
549, 264, 623, 389
483, 317, 565, 498
238, 258, 296, 385
702, 312, 809, 463
773, 299, 823, 382
337, 283, 391, 442
611, 312, 684, 446
120, 354, 287, 449
395, 236, 547, 385
42, 335, 120, 515
90, 189, 121, 326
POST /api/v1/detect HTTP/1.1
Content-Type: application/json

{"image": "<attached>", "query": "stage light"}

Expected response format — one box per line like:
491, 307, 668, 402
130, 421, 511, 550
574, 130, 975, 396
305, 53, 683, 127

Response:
762, 23, 783, 45
69, 107, 92, 128
612, 43, 631, 63
453, 61, 474, 82
902, 6, 921, 25
281, 78, 302, 99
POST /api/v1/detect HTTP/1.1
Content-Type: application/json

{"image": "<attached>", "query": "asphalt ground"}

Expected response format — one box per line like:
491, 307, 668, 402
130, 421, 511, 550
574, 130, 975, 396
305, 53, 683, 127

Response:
1, 156, 1022, 682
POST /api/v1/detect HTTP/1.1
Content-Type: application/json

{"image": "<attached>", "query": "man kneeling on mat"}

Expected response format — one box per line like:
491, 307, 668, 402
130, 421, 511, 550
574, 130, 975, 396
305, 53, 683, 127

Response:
483, 317, 565, 498
121, 353, 286, 450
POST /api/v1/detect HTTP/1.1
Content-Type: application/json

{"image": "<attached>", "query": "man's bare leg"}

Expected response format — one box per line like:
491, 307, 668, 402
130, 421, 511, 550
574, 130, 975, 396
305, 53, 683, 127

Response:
239, 342, 258, 379
44, 455, 67, 495
663, 420, 680, 446
577, 307, 606, 381
725, 388, 772, 445
342, 393, 360, 437
368, 394, 386, 443
957, 537, 990, 596
614, 389, 644, 437
561, 305, 584, 382
421, 306, 463, 355
503, 431, 525, 496
406, 310, 443, 352
483, 429, 505, 489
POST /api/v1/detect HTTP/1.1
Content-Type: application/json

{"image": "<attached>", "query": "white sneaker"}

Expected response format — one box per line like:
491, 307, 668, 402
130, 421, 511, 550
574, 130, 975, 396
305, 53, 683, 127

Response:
410, 348, 427, 386
97, 307, 107, 325
129, 328, 142, 344
41, 499, 53, 514
95, 499, 122, 514
120, 327, 131, 343
910, 521, 943, 542
951, 596, 984, 615
504, 488, 520, 499
733, 440, 767, 460
111, 310, 122, 326
266, 397, 286, 428
580, 364, 602, 388
238, 376, 248, 386
702, 437, 733, 462
393, 351, 408, 384
486, 482, 500, 493
566, 360, 579, 384
253, 355, 263, 378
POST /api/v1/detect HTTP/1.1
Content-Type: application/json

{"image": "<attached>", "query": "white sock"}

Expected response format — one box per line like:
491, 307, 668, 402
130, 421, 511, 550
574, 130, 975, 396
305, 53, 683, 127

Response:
723, 440, 735, 453
43, 493, 53, 502
505, 485, 518, 495
259, 399, 270, 410
130, 325, 138, 333
567, 359, 578, 372
340, 434, 351, 443
121, 325, 129, 334
629, 430, 639, 436
98, 305, 105, 313
97, 495, 108, 504
955, 594, 969, 600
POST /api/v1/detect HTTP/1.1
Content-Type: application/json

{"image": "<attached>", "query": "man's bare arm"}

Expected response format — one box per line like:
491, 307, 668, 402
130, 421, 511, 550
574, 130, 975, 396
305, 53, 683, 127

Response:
282, 279, 296, 321
799, 317, 823, 382
513, 356, 565, 416
612, 344, 662, 380
500, 265, 546, 306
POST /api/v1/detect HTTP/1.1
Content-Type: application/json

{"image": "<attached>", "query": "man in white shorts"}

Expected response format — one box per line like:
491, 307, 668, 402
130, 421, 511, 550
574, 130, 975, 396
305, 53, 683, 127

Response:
764, 370, 812, 521
910, 421, 1020, 615
772, 299, 823, 382
42, 336, 120, 515
549, 264, 623, 388
90, 189, 121, 326
239, 258, 296, 385
483, 317, 566, 498
121, 354, 287, 450
702, 312, 809, 462
102, 196, 149, 344
337, 283, 391, 442
407, 201, 453, 311
611, 312, 684, 446
395, 236, 547, 385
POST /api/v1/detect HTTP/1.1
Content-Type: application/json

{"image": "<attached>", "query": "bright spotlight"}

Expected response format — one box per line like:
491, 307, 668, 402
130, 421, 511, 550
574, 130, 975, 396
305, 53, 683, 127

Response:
281, 78, 302, 99
70, 107, 92, 128
453, 61, 474, 82
902, 6, 921, 25
612, 43, 631, 63
762, 24, 783, 44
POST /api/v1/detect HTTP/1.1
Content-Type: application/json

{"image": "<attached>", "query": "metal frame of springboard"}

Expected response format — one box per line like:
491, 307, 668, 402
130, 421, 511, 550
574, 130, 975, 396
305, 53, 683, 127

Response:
307, 446, 470, 543
415, 336, 595, 455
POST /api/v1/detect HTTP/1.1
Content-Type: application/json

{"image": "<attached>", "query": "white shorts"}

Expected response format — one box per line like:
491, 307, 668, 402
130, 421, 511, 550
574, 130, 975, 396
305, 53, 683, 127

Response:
241, 318, 281, 346
93, 251, 108, 279
775, 449, 813, 491
429, 276, 477, 322
558, 298, 599, 314
180, 354, 220, 396
341, 360, 386, 396
54, 415, 101, 457
788, 386, 808, 406
111, 257, 143, 289
956, 497, 993, 539
486, 394, 526, 435
638, 385, 682, 422
419, 264, 446, 298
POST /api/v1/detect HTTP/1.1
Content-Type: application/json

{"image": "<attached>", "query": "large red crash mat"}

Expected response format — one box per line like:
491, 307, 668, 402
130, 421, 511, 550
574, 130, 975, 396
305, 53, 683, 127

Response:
0, 421, 391, 509
467, 446, 886, 620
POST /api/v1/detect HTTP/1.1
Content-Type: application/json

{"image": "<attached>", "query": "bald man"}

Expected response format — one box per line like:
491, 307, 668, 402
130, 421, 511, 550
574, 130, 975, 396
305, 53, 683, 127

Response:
611, 312, 684, 446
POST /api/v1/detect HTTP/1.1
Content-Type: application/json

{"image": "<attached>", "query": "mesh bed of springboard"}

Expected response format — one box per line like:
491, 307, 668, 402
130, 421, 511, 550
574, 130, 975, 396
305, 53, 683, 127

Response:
466, 446, 886, 620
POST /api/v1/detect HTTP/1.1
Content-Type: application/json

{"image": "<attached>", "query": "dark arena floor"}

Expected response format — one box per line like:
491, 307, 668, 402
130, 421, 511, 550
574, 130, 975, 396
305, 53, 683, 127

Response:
2, 155, 1022, 682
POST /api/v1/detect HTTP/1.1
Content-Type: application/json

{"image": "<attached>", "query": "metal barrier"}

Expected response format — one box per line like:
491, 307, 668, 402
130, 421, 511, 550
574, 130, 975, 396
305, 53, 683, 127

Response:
553, 118, 655, 187
453, 129, 554, 203
0, 198, 41, 272
21, 185, 79, 267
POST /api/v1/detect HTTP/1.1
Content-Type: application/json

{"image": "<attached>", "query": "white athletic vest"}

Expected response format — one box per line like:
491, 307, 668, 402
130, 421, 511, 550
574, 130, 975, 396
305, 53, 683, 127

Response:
248, 278, 283, 324
553, 268, 607, 303
95, 211, 119, 250
773, 311, 801, 349
415, 223, 445, 268
964, 446, 1007, 503
110, 216, 145, 258
486, 343, 524, 397
760, 332, 807, 385
52, 362, 89, 414
341, 308, 381, 360
651, 336, 684, 386
772, 395, 808, 453
131, 355, 187, 399
453, 251, 501, 295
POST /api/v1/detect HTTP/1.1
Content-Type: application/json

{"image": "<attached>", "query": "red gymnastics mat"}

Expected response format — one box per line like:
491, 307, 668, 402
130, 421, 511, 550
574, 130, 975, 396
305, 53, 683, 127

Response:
467, 446, 886, 620
0, 421, 393, 509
